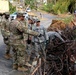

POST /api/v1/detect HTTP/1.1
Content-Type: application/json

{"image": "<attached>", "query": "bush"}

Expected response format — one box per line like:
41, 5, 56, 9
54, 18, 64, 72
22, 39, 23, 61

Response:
68, 1, 76, 13
59, 16, 73, 24
41, 0, 76, 14
25, 0, 36, 9
9, 3, 16, 14
42, 3, 54, 13
52, 0, 70, 14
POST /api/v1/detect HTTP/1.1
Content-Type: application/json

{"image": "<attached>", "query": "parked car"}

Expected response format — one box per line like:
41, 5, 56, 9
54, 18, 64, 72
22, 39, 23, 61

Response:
10, 12, 28, 20
26, 8, 31, 12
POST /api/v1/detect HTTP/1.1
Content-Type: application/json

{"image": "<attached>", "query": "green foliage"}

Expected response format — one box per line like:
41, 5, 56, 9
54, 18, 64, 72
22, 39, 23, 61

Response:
9, 3, 16, 14
42, 0, 76, 14
68, 0, 76, 13
42, 3, 54, 13
52, 0, 70, 14
61, 16, 73, 24
25, 0, 35, 9
30, 0, 35, 9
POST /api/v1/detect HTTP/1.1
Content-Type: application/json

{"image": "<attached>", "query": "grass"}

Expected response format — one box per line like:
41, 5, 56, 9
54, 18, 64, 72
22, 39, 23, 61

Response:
62, 16, 73, 24
57, 15, 73, 24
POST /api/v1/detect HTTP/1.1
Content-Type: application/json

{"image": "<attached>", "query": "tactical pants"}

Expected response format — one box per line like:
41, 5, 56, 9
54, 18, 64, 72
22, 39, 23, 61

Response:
26, 44, 32, 62
12, 40, 28, 67
4, 38, 10, 54
26, 44, 32, 55
32, 42, 46, 58
5, 45, 10, 54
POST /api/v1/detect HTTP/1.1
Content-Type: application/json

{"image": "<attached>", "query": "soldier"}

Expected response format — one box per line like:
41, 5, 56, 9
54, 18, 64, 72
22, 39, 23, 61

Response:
0, 13, 3, 27
47, 31, 65, 42
1, 13, 11, 59
26, 17, 36, 63
27, 17, 36, 44
32, 19, 48, 59
9, 12, 40, 71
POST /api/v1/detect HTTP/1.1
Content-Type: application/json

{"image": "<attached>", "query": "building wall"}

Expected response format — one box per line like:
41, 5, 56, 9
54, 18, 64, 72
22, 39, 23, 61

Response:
0, 0, 9, 13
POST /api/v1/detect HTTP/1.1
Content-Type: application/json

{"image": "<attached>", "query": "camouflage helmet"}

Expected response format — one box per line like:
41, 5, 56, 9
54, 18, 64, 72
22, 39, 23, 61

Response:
17, 11, 25, 17
28, 16, 33, 21
5, 12, 10, 17
35, 19, 40, 22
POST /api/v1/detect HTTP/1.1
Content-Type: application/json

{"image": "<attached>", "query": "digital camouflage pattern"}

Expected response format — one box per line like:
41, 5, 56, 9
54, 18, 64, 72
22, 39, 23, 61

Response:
32, 25, 47, 58
26, 23, 35, 55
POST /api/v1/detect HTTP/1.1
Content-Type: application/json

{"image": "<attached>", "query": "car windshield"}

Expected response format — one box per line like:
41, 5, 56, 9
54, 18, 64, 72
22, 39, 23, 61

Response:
24, 13, 27, 14
13, 12, 17, 15
27, 8, 30, 10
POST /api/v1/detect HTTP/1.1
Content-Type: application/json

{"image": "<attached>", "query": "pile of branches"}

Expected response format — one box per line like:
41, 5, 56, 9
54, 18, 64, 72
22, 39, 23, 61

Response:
31, 40, 76, 75
46, 25, 76, 75
31, 22, 76, 75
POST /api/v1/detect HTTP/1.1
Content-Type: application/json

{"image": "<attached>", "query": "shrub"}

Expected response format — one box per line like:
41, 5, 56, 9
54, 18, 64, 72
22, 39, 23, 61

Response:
25, 0, 36, 9
9, 3, 16, 14
52, 0, 70, 14
42, 3, 54, 13
60, 16, 73, 24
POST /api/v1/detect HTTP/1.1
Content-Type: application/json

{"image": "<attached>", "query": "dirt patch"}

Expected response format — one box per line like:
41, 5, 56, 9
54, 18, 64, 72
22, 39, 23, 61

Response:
47, 20, 66, 31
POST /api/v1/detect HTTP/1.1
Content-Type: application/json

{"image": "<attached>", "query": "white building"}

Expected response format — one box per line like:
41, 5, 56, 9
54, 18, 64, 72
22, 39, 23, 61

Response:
37, 0, 47, 4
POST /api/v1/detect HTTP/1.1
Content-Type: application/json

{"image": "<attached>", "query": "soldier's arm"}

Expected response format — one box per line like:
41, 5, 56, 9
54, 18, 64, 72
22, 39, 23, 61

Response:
43, 27, 49, 40
16, 23, 39, 36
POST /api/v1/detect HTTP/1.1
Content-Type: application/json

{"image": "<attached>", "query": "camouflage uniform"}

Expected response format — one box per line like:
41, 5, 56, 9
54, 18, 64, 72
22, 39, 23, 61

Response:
1, 14, 11, 58
0, 15, 2, 28
32, 23, 48, 58
0, 16, 2, 24
47, 31, 65, 42
9, 18, 39, 69
26, 17, 36, 55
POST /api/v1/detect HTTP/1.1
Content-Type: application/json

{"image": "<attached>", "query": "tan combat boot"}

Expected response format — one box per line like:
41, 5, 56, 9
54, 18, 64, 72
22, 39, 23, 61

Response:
18, 66, 28, 71
13, 64, 18, 70
4, 54, 12, 60
25, 62, 32, 67
25, 55, 32, 67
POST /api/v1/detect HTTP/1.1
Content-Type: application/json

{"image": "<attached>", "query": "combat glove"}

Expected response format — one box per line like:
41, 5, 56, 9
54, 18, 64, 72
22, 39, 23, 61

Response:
38, 34, 43, 37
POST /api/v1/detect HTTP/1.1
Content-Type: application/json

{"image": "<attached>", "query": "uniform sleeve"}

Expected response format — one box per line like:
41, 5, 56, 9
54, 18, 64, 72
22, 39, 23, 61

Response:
16, 22, 39, 36
43, 27, 49, 40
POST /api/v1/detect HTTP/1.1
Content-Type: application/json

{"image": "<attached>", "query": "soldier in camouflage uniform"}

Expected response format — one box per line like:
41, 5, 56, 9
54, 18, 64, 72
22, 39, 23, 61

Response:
9, 12, 39, 71
26, 17, 35, 57
20, 19, 32, 67
0, 13, 3, 28
1, 13, 11, 59
0, 14, 2, 23
32, 19, 48, 59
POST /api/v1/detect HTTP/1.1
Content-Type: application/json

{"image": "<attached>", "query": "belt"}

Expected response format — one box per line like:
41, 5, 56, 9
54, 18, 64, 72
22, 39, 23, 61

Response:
10, 33, 23, 40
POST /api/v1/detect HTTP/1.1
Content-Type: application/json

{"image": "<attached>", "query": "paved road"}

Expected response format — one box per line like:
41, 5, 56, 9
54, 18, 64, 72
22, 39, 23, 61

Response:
0, 11, 57, 75
33, 10, 57, 28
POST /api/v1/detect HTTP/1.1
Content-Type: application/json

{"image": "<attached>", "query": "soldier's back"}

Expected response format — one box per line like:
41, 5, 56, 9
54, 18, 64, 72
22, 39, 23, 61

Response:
1, 18, 10, 36
9, 19, 26, 46
10, 19, 23, 35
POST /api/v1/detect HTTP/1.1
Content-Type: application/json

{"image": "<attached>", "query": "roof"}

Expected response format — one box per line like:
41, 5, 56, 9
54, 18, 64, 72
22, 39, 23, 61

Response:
0, 0, 9, 13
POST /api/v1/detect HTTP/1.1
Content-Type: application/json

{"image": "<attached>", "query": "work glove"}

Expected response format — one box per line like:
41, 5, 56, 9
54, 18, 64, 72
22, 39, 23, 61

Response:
38, 34, 43, 37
